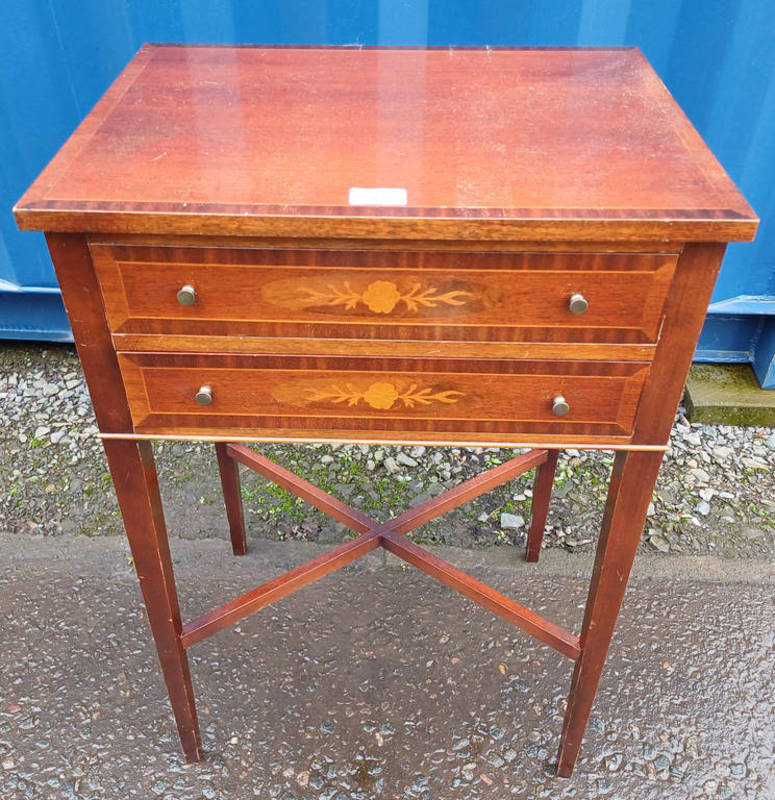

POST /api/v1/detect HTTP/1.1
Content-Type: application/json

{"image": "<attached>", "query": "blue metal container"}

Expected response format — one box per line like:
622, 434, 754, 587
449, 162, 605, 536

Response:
2, 1, 773, 384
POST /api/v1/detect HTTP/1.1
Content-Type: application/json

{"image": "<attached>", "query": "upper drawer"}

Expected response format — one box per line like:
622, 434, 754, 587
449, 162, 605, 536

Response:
91, 244, 678, 344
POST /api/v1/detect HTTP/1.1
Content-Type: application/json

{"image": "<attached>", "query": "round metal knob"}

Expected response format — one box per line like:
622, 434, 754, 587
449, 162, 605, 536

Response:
177, 284, 196, 306
195, 385, 213, 405
568, 293, 589, 314
552, 395, 570, 416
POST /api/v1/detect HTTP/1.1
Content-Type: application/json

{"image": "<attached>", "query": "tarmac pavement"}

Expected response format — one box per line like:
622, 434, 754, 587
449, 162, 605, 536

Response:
1, 534, 773, 800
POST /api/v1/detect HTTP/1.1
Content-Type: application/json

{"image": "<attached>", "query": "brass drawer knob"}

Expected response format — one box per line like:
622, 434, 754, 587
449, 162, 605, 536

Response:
552, 395, 570, 416
177, 284, 196, 306
195, 385, 213, 405
568, 293, 588, 314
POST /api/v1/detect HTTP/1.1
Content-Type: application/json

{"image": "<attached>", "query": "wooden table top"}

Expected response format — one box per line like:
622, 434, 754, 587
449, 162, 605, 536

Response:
15, 45, 756, 242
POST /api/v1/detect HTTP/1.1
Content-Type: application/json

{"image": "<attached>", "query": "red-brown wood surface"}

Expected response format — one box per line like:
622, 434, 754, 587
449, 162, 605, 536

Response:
116, 351, 649, 440
90, 232, 686, 253
43, 235, 203, 761
181, 530, 381, 648
182, 446, 579, 659
385, 449, 548, 535
556, 449, 664, 776
632, 243, 728, 444
381, 530, 580, 660
111, 334, 658, 363
16, 45, 756, 241
103, 439, 202, 761
91, 244, 676, 344
214, 442, 247, 556
225, 444, 374, 533
526, 449, 560, 562
44, 234, 132, 433
23, 45, 760, 780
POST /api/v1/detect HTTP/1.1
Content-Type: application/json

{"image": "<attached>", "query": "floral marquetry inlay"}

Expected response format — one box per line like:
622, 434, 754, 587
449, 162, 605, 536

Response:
296, 280, 472, 314
305, 381, 464, 410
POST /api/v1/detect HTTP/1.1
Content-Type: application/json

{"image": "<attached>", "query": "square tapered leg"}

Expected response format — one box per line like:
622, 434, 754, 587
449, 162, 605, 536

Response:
104, 439, 203, 762
526, 449, 559, 562
556, 449, 663, 775
215, 442, 247, 556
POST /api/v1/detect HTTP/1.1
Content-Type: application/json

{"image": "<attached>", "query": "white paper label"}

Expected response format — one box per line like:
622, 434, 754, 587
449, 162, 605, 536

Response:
348, 187, 408, 206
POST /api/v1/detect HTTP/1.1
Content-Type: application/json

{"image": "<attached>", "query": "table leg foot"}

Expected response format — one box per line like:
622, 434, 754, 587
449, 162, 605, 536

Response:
215, 442, 247, 556
104, 439, 203, 762
555, 450, 663, 776
525, 449, 559, 562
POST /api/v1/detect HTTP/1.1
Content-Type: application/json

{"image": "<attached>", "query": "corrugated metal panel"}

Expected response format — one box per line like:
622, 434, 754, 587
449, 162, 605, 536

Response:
2, 1, 773, 382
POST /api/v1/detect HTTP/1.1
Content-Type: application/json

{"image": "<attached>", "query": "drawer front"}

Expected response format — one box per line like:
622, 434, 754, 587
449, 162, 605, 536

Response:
117, 352, 649, 442
93, 245, 677, 345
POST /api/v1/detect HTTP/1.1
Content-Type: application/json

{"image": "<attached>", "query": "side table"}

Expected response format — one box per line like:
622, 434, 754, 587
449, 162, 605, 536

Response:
14, 45, 757, 776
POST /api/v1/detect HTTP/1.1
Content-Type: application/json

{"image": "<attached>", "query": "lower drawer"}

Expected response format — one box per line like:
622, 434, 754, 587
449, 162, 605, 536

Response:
117, 353, 649, 443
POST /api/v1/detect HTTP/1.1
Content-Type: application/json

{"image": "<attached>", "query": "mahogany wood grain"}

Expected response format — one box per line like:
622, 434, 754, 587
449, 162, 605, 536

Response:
21, 45, 759, 778
16, 46, 756, 241
381, 530, 580, 660
181, 454, 580, 659
101, 430, 664, 451
556, 449, 664, 776
632, 243, 727, 445
181, 530, 380, 648
91, 244, 676, 345
90, 232, 685, 254
103, 438, 202, 761
386, 449, 548, 536
526, 449, 560, 562
182, 447, 576, 659
214, 442, 247, 556
225, 444, 374, 533
189, 446, 576, 658
116, 352, 649, 440
44, 234, 132, 433
111, 334, 658, 362
44, 234, 203, 762
20, 208, 758, 243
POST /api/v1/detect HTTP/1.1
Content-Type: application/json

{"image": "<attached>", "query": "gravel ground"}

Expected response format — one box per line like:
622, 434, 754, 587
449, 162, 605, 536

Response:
1, 342, 774, 558
1, 536, 773, 800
